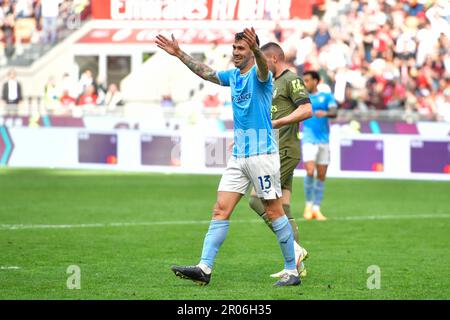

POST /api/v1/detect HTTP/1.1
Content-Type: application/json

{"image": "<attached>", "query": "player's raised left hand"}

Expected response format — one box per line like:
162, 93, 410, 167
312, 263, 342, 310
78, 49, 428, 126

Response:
242, 27, 259, 51
156, 34, 181, 57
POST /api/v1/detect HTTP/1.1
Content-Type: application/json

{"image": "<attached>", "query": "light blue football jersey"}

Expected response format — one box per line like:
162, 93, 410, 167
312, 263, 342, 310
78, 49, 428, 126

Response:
302, 91, 337, 144
217, 65, 277, 157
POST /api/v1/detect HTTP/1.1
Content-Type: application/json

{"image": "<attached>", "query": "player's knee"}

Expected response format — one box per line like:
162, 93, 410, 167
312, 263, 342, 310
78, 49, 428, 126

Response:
212, 201, 231, 220
265, 207, 284, 221
305, 168, 315, 177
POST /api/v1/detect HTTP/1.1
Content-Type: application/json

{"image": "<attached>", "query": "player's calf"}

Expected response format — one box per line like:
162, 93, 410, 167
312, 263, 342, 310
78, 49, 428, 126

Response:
249, 195, 273, 230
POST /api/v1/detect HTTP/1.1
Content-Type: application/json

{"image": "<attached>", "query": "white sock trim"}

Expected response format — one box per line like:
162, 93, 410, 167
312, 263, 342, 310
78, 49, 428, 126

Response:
285, 269, 299, 276
197, 263, 212, 275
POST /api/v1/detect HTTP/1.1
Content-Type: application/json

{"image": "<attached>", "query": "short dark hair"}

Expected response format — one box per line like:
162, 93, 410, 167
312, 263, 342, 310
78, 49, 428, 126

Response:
260, 42, 285, 60
303, 70, 321, 82
235, 32, 260, 47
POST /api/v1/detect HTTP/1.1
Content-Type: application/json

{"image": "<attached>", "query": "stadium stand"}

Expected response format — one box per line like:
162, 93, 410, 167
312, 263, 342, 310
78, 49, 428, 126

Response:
0, 0, 449, 125
0, 0, 91, 67
280, 0, 450, 122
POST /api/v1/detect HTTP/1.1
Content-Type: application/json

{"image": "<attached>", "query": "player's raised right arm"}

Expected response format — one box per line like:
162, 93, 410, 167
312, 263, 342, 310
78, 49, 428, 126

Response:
155, 34, 220, 85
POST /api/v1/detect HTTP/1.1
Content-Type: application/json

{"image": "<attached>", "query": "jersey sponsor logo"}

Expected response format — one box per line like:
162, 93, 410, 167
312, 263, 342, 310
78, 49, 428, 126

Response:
233, 92, 252, 104
291, 79, 304, 93
270, 105, 278, 119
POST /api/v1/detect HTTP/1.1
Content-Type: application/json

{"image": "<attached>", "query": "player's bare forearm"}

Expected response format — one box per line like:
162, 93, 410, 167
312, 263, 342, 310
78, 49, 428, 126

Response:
327, 108, 338, 119
253, 48, 269, 81
315, 108, 337, 118
272, 103, 313, 129
177, 51, 220, 85
156, 34, 219, 84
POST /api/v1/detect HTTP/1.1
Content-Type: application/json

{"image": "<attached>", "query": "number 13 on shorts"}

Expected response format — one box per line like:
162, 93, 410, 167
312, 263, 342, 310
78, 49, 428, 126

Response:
258, 175, 272, 191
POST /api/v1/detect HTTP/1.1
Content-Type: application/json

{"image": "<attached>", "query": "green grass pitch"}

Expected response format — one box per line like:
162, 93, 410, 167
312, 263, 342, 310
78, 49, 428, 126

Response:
0, 168, 449, 299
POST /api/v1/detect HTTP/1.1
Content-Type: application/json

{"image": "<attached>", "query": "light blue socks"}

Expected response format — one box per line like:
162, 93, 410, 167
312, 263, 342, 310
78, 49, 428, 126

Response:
199, 216, 296, 272
304, 175, 314, 203
313, 180, 325, 206
199, 220, 230, 269
272, 215, 296, 270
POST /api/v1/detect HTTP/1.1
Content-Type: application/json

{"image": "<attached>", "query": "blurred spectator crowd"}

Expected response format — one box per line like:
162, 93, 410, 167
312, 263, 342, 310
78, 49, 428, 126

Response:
279, 0, 450, 122
195, 0, 450, 122
43, 69, 124, 116
1, 0, 449, 123
0, 0, 90, 64
1, 67, 124, 116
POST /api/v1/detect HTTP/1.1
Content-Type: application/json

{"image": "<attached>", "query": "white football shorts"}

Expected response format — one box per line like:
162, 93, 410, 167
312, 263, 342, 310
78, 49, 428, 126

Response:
218, 153, 282, 200
302, 143, 330, 165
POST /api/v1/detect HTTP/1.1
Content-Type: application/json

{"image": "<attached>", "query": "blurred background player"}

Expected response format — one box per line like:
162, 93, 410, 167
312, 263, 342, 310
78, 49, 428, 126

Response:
249, 42, 312, 278
156, 28, 301, 287
302, 71, 337, 221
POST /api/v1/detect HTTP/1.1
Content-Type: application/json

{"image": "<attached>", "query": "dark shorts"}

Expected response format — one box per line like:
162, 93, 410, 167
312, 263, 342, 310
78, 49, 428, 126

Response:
280, 154, 300, 192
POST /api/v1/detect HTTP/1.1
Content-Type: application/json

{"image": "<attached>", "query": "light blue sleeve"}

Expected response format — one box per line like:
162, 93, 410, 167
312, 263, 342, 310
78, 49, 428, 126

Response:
326, 92, 338, 109
217, 70, 233, 87
255, 66, 273, 84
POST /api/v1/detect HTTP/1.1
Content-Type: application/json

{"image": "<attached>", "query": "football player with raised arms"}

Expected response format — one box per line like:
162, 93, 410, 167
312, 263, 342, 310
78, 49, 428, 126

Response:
156, 28, 301, 286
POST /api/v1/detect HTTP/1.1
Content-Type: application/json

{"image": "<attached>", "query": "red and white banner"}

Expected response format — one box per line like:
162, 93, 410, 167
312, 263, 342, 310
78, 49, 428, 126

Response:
92, 0, 311, 21
76, 27, 298, 44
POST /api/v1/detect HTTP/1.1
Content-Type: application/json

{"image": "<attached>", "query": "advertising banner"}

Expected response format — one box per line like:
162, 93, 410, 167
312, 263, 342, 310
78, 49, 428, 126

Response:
92, 0, 311, 21
4, 128, 450, 181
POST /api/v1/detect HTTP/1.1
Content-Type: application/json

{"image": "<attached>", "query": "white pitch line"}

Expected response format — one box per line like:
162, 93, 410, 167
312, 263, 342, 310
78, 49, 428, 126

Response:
329, 213, 450, 221
0, 221, 211, 231
0, 266, 21, 270
0, 213, 450, 231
